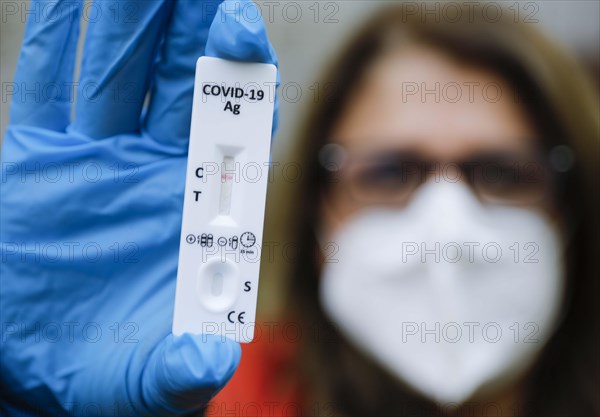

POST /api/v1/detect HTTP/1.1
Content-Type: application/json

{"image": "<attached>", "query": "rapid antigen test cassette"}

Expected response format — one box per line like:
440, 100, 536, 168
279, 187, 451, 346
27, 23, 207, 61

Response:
172, 57, 276, 342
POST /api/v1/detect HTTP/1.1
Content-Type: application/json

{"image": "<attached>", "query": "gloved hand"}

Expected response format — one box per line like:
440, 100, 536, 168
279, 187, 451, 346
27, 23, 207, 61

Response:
0, 0, 278, 415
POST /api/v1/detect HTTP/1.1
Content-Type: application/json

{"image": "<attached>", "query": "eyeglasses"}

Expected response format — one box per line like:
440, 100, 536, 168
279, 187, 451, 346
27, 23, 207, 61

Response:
318, 143, 574, 208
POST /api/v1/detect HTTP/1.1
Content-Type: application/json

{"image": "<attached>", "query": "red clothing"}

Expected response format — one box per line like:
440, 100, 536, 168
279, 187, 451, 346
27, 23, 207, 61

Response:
207, 322, 303, 417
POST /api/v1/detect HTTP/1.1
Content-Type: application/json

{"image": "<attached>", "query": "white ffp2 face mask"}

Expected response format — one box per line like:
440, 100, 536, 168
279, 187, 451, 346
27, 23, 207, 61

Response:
319, 180, 566, 404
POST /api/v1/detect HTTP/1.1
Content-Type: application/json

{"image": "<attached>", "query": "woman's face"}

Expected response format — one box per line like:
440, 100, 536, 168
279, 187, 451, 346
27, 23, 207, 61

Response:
321, 46, 543, 234
316, 45, 567, 405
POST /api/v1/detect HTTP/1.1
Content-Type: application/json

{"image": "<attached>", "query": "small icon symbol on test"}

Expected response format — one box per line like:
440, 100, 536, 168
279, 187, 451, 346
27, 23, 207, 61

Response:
186, 234, 196, 244
240, 232, 256, 248
229, 236, 239, 250
227, 310, 246, 324
218, 237, 227, 246
199, 234, 214, 247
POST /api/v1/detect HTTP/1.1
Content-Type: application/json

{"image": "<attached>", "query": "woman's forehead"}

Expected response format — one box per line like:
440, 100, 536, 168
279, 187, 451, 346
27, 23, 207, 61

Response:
331, 47, 538, 158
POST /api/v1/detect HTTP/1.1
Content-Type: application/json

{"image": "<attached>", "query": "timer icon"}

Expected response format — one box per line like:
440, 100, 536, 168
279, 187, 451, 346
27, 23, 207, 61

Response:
240, 232, 256, 248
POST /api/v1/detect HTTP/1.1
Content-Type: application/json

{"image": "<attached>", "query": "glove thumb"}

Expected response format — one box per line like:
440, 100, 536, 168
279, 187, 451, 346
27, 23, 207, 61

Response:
140, 333, 241, 415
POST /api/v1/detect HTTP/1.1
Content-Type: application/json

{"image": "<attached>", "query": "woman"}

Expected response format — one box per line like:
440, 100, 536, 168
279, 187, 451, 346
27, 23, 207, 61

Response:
212, 3, 599, 416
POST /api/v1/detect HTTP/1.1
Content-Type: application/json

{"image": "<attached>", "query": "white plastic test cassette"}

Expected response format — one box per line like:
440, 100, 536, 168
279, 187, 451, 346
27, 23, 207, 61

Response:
172, 57, 276, 342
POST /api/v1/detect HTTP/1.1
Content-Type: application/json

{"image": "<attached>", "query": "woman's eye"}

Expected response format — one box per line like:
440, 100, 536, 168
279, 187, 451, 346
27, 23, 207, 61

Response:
357, 163, 414, 189
475, 160, 549, 204
485, 166, 519, 184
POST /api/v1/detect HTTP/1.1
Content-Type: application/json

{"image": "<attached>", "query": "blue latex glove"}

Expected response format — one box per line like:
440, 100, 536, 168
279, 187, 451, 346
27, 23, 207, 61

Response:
1, 0, 278, 415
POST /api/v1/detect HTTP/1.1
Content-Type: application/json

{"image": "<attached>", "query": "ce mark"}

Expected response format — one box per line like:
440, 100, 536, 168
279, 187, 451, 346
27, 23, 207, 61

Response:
227, 310, 246, 324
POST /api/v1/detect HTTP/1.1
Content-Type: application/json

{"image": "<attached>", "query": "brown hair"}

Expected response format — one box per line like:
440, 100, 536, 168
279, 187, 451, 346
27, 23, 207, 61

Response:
262, 3, 599, 416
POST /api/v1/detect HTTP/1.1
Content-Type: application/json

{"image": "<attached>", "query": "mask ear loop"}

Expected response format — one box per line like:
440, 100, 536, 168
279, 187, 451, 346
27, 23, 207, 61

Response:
536, 145, 577, 335
314, 193, 336, 253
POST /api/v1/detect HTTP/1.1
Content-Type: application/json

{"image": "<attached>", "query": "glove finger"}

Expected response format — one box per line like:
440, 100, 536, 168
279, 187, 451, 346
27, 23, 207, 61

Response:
71, 0, 173, 139
205, 0, 280, 136
9, 0, 82, 131
140, 333, 241, 415
144, 0, 280, 146
143, 0, 220, 146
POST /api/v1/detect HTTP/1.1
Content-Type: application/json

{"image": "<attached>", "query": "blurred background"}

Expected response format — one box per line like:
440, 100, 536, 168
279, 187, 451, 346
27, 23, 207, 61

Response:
1, 0, 598, 149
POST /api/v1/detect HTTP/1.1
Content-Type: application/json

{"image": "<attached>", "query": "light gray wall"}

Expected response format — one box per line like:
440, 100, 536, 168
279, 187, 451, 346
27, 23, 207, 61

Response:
2, 1, 599, 149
